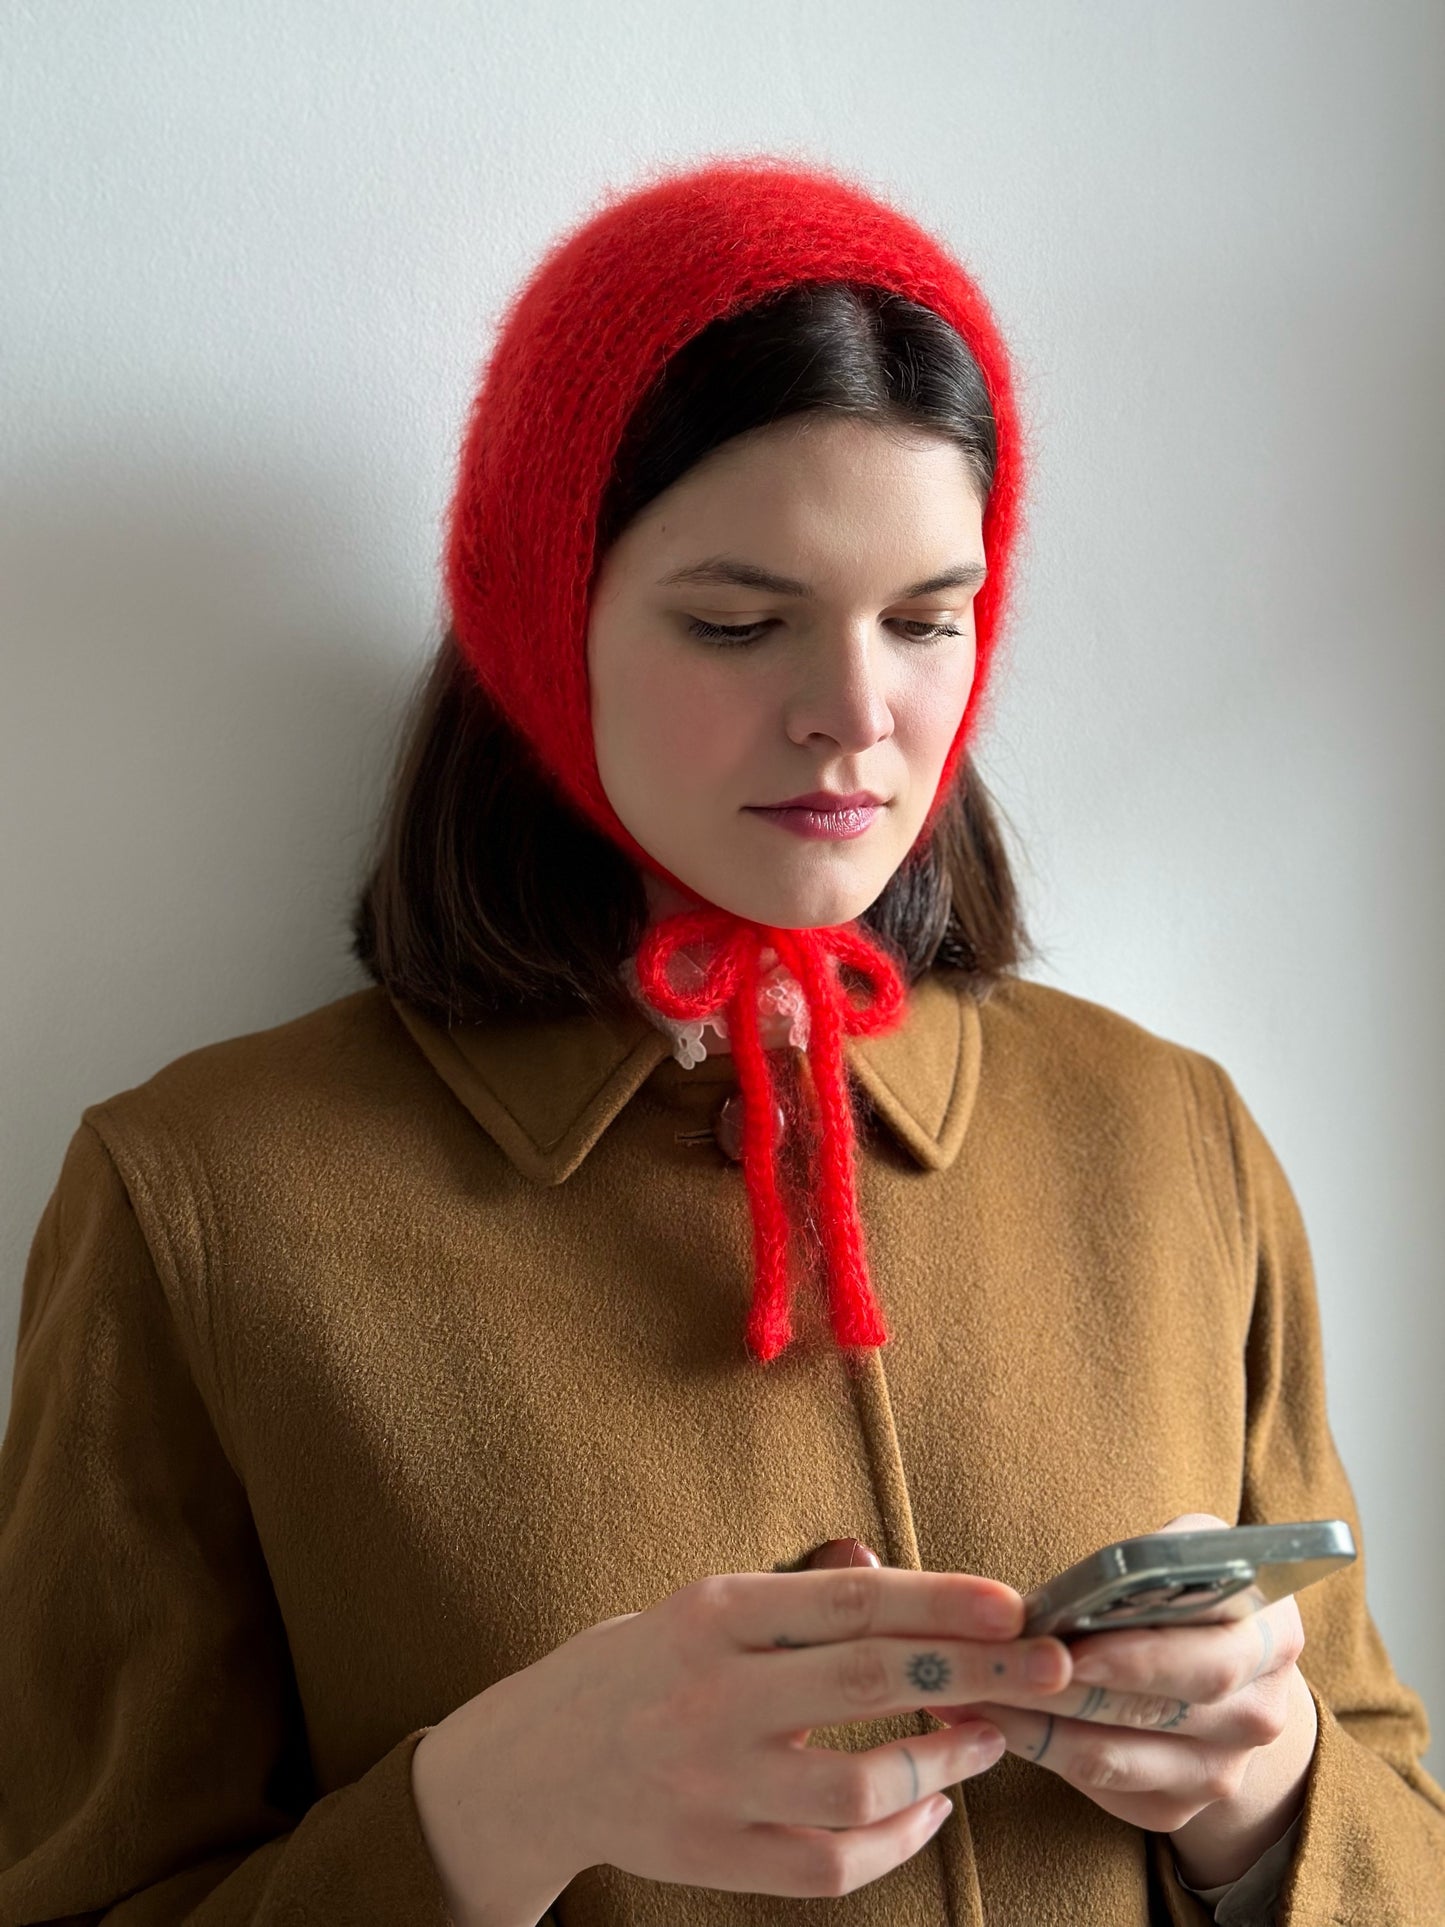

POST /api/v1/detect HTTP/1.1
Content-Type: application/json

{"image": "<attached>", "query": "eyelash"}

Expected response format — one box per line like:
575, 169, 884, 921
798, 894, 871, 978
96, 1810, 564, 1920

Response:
685, 618, 963, 647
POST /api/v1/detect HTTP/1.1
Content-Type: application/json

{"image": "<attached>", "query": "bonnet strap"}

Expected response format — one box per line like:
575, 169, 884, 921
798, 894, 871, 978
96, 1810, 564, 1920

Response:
634, 906, 906, 1362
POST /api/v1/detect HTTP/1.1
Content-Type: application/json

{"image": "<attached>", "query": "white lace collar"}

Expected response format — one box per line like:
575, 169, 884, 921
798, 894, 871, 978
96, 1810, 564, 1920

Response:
619, 940, 811, 1068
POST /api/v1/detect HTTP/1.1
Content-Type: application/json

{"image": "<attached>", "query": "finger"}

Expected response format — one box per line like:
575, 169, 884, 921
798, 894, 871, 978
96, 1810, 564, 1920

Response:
744, 1718, 1007, 1831
687, 1566, 1029, 1652
926, 1681, 1198, 1735
929, 1666, 1297, 1753
738, 1787, 956, 1900
1156, 1511, 1235, 1534
731, 1628, 1073, 1734
976, 1703, 1246, 1811
1064, 1598, 1303, 1704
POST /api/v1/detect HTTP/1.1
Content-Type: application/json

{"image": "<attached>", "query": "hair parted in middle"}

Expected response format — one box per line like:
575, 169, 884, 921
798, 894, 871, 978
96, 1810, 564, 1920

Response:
350, 278, 1039, 1029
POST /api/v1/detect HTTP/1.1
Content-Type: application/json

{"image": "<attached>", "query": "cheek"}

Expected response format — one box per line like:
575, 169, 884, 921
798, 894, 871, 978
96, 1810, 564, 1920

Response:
898, 642, 976, 768
895, 683, 971, 770
613, 653, 757, 784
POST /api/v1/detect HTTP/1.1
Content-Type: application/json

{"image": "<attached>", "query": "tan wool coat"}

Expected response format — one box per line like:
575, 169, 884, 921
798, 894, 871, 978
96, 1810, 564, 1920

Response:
2, 970, 1443, 1925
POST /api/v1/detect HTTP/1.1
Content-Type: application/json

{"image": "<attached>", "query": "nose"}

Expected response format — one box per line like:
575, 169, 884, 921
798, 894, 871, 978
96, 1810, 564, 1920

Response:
786, 629, 894, 755
803, 1537, 883, 1570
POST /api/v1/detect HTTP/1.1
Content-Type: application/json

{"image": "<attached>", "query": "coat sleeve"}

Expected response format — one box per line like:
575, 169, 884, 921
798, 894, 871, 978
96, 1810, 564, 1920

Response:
0, 1118, 481, 1924
1148, 1057, 1445, 1927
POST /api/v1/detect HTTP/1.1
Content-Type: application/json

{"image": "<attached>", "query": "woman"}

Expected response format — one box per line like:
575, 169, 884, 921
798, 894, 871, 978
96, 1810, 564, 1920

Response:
1, 158, 1441, 1927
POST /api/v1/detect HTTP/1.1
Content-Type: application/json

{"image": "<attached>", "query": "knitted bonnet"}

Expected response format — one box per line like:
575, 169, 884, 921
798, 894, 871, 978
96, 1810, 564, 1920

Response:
443, 155, 1027, 1364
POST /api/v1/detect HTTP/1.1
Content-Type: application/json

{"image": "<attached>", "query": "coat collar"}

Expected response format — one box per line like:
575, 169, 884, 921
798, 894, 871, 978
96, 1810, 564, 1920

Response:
389, 972, 982, 1186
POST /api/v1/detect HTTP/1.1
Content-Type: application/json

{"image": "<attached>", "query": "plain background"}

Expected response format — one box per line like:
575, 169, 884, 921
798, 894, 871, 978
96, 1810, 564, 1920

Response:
3, 2, 1441, 1784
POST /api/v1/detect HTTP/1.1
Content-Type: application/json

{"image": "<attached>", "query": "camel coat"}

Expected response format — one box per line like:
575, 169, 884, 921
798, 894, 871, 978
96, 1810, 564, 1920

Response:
2, 970, 1442, 1925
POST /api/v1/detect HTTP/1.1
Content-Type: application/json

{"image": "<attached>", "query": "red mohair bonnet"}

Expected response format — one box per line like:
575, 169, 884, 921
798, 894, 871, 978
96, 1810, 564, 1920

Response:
443, 154, 1027, 1365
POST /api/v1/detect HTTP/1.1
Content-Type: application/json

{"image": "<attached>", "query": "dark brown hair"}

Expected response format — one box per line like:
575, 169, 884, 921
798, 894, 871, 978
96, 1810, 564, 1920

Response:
349, 282, 1039, 1028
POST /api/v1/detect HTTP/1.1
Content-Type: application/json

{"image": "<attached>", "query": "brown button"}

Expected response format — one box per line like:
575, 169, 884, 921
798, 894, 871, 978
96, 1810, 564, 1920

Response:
803, 1538, 883, 1571
712, 1090, 788, 1162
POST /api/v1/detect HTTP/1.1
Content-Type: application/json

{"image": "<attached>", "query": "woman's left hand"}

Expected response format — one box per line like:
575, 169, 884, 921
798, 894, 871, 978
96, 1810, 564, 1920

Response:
925, 1513, 1319, 1858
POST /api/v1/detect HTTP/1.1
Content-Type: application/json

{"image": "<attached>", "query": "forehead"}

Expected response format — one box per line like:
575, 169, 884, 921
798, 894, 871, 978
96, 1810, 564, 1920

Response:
619, 416, 983, 566
681, 411, 973, 490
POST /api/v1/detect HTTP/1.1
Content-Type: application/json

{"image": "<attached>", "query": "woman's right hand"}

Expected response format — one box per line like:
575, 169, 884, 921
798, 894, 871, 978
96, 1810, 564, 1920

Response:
413, 1559, 1073, 1918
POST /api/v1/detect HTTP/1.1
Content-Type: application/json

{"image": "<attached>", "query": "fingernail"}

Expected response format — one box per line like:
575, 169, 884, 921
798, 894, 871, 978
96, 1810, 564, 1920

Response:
1071, 1656, 1111, 1684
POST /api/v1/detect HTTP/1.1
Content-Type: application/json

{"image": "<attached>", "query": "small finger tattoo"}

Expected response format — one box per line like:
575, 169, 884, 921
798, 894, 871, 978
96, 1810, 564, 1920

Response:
1075, 1686, 1109, 1720
899, 1744, 920, 1802
1247, 1616, 1275, 1686
1158, 1700, 1192, 1729
1030, 1714, 1055, 1763
906, 1650, 953, 1694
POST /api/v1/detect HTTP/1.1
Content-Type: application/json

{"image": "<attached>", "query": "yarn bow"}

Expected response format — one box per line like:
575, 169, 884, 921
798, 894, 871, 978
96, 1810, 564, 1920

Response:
634, 905, 908, 1362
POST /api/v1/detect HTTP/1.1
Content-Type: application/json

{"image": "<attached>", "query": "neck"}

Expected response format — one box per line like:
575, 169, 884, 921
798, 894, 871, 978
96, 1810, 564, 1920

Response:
641, 871, 709, 928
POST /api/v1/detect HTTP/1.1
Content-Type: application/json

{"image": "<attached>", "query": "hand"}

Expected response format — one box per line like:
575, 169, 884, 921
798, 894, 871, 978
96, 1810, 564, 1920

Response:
416, 1549, 1079, 1909
921, 1512, 1318, 1874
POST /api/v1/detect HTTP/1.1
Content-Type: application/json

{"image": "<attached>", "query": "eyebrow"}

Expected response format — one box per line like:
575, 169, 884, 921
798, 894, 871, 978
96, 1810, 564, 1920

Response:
656, 555, 988, 599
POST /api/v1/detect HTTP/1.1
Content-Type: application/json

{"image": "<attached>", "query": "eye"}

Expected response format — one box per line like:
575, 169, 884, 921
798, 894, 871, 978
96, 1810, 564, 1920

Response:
894, 620, 963, 643
685, 618, 772, 644
684, 617, 963, 647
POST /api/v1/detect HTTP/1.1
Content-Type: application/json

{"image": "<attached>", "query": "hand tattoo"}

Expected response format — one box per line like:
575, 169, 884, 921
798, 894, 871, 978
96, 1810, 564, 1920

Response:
905, 1651, 952, 1694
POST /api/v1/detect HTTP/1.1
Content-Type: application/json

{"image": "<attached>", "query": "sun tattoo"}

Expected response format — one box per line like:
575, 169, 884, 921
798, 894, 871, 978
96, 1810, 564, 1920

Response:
905, 1651, 952, 1694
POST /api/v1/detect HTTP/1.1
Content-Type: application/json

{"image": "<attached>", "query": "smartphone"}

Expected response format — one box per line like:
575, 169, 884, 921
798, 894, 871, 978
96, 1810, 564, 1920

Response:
1020, 1519, 1356, 1640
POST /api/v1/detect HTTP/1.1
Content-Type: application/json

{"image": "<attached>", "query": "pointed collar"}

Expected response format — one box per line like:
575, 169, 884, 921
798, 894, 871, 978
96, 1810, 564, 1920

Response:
388, 971, 982, 1186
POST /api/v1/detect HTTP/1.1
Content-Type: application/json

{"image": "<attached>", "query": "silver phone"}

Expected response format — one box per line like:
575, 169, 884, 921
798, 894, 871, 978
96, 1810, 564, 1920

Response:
1020, 1519, 1356, 1640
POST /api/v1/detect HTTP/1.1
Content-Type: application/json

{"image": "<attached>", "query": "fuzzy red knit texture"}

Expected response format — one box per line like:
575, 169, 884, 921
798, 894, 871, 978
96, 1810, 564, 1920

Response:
442, 154, 1029, 1362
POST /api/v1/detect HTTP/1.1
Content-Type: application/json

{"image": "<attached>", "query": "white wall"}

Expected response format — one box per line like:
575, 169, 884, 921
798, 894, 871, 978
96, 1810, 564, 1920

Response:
4, 0, 1441, 1785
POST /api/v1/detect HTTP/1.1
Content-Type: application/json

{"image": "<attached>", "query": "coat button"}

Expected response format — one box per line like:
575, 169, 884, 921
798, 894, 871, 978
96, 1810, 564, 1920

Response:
803, 1538, 883, 1570
712, 1090, 788, 1162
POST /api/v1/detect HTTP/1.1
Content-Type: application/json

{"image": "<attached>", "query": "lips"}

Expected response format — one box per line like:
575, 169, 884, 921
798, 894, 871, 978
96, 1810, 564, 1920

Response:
752, 791, 885, 812
747, 801, 882, 842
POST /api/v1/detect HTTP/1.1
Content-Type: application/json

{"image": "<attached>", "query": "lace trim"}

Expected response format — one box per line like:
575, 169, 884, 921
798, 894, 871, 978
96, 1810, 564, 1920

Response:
621, 942, 811, 1068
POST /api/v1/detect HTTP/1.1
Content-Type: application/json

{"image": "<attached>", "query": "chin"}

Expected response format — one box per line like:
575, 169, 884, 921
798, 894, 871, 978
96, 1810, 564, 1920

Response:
721, 873, 888, 932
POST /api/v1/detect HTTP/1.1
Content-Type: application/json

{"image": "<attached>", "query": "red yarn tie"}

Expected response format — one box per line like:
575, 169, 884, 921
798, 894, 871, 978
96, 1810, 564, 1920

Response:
633, 908, 907, 1362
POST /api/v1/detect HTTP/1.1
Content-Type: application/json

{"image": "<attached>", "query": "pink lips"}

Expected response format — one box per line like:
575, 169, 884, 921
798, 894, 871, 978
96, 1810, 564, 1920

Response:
759, 790, 883, 811
746, 802, 883, 841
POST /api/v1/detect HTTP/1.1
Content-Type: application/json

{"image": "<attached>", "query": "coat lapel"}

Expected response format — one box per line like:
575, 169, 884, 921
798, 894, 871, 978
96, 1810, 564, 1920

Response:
389, 970, 983, 1184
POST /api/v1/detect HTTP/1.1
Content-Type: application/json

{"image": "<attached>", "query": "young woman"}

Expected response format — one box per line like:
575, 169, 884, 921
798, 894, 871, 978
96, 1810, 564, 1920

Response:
2, 158, 1441, 1927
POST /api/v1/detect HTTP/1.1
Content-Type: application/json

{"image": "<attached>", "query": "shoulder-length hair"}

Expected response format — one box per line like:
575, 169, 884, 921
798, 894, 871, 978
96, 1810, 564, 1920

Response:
349, 281, 1039, 1028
